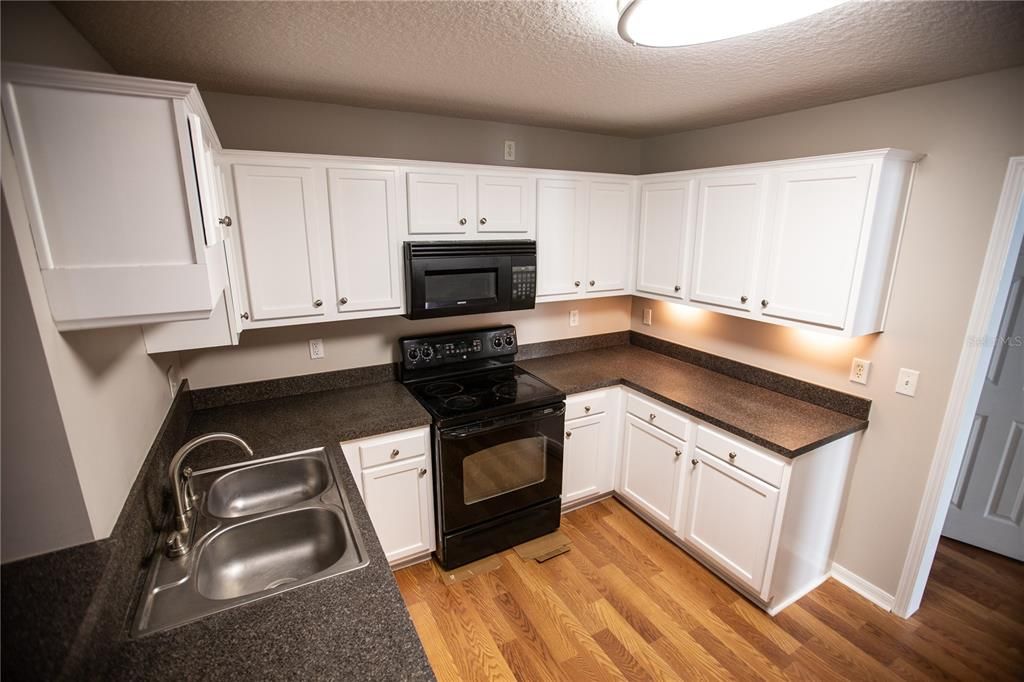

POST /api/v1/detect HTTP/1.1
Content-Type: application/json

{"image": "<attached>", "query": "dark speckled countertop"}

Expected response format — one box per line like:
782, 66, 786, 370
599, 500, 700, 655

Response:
520, 345, 867, 457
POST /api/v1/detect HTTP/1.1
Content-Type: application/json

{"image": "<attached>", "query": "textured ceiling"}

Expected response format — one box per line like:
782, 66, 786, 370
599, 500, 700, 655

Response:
55, 0, 1024, 138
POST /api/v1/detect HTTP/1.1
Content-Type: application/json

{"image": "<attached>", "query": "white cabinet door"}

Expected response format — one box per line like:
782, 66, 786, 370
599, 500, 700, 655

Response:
682, 452, 780, 594
586, 181, 632, 293
406, 171, 474, 234
562, 413, 612, 506
536, 178, 587, 298
619, 415, 685, 527
232, 164, 327, 322
636, 180, 691, 298
477, 174, 534, 234
759, 164, 873, 329
690, 174, 765, 312
327, 167, 402, 314
361, 456, 434, 563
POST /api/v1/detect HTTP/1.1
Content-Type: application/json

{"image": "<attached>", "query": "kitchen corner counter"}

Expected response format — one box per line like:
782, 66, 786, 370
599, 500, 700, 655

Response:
520, 345, 868, 457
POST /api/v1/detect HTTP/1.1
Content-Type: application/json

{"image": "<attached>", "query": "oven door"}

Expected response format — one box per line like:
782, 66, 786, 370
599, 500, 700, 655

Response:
407, 255, 511, 319
437, 403, 564, 533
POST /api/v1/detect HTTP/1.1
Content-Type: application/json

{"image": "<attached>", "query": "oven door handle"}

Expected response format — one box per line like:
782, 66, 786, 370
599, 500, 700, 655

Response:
442, 405, 566, 439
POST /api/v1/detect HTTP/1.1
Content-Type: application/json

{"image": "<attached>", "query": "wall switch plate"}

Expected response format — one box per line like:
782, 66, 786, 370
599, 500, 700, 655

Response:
309, 338, 325, 360
849, 358, 871, 385
166, 364, 181, 397
569, 309, 579, 327
895, 368, 920, 396
503, 140, 516, 161
642, 308, 653, 326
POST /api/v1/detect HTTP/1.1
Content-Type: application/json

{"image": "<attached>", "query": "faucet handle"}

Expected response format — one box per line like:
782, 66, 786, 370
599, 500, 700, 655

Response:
166, 530, 189, 558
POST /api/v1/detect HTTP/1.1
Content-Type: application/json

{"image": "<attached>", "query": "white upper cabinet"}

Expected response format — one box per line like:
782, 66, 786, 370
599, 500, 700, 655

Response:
636, 179, 692, 299
406, 170, 474, 234
327, 167, 402, 314
689, 173, 766, 312
477, 174, 534, 234
586, 181, 633, 294
758, 162, 873, 330
232, 163, 327, 323
1, 64, 222, 330
536, 178, 587, 298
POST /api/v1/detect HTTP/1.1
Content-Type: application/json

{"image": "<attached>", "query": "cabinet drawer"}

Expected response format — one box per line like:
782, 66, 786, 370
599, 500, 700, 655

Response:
566, 390, 610, 420
356, 430, 427, 469
625, 392, 691, 441
696, 426, 785, 488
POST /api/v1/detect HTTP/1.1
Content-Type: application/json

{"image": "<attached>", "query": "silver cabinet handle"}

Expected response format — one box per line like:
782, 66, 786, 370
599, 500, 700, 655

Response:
419, 468, 427, 477
480, 217, 487, 225
565, 431, 572, 438
589, 280, 596, 286
674, 450, 682, 458
649, 413, 656, 421
390, 449, 400, 459
740, 295, 748, 303
240, 312, 249, 320
728, 451, 737, 461
761, 299, 769, 308
339, 297, 349, 305
313, 299, 323, 308
584, 405, 591, 413
691, 458, 699, 466
674, 285, 682, 292
219, 216, 232, 227
459, 218, 467, 225
574, 280, 581, 287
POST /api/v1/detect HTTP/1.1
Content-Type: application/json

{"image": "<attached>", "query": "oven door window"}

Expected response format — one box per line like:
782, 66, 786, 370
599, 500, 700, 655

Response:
424, 269, 498, 309
463, 435, 546, 505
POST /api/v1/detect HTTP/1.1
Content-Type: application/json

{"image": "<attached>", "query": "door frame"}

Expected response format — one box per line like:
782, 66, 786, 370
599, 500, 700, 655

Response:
893, 157, 1024, 618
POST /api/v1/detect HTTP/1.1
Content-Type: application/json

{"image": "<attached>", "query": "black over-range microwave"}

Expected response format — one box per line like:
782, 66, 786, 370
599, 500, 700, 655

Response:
404, 240, 537, 319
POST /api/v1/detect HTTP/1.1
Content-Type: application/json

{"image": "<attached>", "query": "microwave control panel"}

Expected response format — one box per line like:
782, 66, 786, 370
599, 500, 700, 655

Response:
510, 265, 536, 309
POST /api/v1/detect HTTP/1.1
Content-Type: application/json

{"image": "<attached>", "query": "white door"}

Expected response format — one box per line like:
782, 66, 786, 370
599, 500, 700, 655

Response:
682, 452, 780, 594
232, 164, 327, 322
586, 181, 632, 293
759, 163, 873, 329
619, 415, 685, 526
943, 243, 1024, 560
361, 456, 434, 563
477, 174, 534, 234
562, 413, 609, 506
536, 178, 587, 299
406, 171, 474, 234
327, 167, 402, 314
690, 173, 765, 312
636, 180, 691, 298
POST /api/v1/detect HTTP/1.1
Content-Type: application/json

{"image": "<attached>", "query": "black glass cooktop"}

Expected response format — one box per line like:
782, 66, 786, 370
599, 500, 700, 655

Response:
409, 365, 564, 424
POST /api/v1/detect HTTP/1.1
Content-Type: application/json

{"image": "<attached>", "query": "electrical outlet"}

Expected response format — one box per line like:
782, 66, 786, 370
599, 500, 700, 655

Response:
504, 140, 516, 161
849, 357, 871, 385
569, 309, 579, 327
166, 364, 181, 397
895, 368, 920, 397
642, 308, 653, 326
309, 338, 325, 360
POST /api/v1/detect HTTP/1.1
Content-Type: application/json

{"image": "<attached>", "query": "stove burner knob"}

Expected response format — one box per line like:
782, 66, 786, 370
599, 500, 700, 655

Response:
492, 337, 502, 349
504, 335, 514, 347
408, 348, 420, 361
421, 346, 434, 359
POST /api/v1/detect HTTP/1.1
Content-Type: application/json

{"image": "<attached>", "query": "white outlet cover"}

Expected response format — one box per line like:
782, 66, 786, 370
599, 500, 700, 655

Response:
642, 308, 653, 326
569, 309, 579, 327
309, 338, 325, 360
166, 364, 181, 397
504, 140, 516, 161
895, 368, 920, 397
849, 357, 871, 385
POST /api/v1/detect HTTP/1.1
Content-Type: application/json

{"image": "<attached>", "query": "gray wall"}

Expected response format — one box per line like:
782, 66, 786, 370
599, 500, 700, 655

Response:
2, 199, 93, 562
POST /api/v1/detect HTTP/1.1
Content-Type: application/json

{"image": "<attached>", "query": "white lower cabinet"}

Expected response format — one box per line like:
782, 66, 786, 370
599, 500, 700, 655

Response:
341, 427, 434, 566
619, 414, 687, 528
561, 390, 619, 507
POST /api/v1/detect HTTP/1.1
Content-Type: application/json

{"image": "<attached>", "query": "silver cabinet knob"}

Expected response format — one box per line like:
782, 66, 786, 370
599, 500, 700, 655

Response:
740, 295, 748, 303
649, 413, 656, 421
728, 451, 737, 461
313, 299, 323, 308
574, 280, 581, 287
339, 297, 349, 305
459, 218, 467, 226
674, 285, 682, 292
240, 312, 250, 320
584, 405, 591, 413
480, 217, 487, 225
565, 431, 572, 439
419, 468, 427, 477
218, 216, 232, 227
589, 280, 596, 286
390, 449, 400, 459
674, 450, 682, 458
691, 458, 699, 466
761, 299, 769, 308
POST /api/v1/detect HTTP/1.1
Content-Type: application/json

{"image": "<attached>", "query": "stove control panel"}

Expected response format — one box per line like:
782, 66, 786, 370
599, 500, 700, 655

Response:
400, 325, 517, 372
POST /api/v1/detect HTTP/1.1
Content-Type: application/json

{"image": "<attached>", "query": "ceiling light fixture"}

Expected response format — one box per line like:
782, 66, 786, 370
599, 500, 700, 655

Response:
617, 0, 846, 48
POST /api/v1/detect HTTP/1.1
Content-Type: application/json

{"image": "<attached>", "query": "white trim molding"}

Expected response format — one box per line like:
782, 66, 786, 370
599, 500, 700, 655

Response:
892, 156, 1024, 619
831, 563, 895, 612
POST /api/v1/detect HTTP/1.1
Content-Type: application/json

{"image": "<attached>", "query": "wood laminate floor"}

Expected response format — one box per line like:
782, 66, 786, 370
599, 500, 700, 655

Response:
395, 498, 1024, 681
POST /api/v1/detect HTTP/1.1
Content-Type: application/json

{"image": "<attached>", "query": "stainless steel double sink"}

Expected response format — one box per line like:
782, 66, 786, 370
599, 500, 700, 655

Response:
132, 448, 368, 636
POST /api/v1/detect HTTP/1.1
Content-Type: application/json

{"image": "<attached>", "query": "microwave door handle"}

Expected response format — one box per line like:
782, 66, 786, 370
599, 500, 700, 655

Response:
443, 406, 566, 439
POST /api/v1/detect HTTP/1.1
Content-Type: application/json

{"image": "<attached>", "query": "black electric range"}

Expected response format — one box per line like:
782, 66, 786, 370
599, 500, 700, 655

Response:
399, 325, 566, 569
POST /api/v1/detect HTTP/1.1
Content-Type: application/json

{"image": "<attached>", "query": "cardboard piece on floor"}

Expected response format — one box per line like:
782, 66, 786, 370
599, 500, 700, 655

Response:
513, 529, 571, 563
439, 555, 502, 584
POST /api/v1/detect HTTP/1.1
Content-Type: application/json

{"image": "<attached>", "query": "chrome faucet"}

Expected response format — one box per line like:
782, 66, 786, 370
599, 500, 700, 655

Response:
166, 432, 254, 557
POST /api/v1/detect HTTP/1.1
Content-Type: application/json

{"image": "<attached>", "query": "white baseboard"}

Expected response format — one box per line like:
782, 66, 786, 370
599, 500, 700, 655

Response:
830, 563, 895, 611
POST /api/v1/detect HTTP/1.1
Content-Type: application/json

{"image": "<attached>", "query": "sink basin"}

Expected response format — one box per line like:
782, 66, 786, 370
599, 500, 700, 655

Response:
197, 508, 348, 600
205, 455, 330, 518
132, 447, 368, 637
